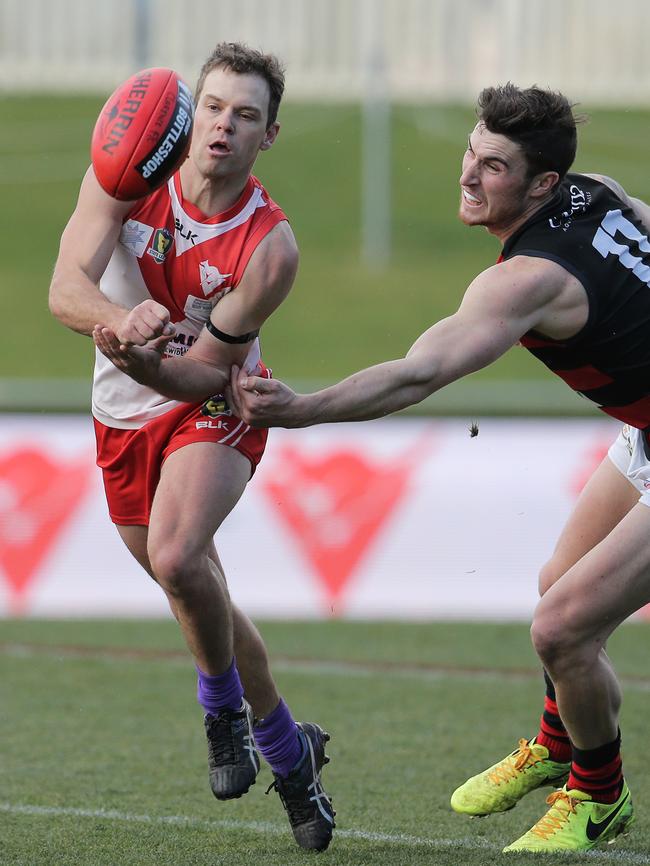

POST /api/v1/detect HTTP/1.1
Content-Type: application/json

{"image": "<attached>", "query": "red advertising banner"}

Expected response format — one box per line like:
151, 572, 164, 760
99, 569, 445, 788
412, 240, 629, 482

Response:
0, 415, 632, 621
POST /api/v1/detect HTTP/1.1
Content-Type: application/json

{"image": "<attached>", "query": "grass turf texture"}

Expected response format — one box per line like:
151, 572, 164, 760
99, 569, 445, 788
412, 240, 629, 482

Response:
2, 95, 650, 402
2, 619, 650, 865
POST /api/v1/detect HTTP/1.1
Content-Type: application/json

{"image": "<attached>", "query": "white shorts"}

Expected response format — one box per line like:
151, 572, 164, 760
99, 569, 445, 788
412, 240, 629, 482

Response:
608, 424, 650, 506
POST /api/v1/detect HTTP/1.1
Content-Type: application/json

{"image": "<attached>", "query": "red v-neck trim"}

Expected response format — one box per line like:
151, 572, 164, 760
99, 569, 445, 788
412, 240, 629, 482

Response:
172, 174, 256, 224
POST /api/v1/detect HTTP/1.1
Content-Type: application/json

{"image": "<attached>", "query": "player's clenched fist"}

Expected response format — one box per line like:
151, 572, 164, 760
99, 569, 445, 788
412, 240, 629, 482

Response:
115, 299, 175, 346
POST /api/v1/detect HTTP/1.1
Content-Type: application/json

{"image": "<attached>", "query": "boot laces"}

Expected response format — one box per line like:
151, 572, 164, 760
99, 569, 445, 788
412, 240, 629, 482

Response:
530, 789, 580, 840
488, 738, 543, 785
265, 776, 317, 825
207, 712, 246, 766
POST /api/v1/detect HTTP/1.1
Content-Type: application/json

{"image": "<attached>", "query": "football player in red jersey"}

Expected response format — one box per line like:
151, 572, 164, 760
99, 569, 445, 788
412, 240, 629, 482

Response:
229, 84, 650, 853
50, 43, 334, 853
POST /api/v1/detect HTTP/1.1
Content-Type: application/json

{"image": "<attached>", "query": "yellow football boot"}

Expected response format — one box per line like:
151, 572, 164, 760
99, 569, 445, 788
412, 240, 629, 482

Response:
503, 782, 634, 852
451, 738, 570, 816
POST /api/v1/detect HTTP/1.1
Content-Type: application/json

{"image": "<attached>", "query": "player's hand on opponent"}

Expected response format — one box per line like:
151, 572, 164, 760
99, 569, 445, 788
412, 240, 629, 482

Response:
115, 299, 175, 347
229, 365, 301, 428
92, 324, 173, 385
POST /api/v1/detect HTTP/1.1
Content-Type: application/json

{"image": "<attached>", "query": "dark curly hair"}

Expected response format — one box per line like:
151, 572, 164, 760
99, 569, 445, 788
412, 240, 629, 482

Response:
195, 42, 286, 128
477, 83, 583, 182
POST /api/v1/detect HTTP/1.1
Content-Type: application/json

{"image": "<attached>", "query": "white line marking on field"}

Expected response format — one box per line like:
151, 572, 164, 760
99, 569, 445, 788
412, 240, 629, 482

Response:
1, 802, 648, 863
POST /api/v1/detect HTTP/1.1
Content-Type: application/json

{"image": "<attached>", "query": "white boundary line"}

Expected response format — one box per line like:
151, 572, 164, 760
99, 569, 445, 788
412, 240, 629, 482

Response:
3, 647, 650, 862
1, 802, 648, 863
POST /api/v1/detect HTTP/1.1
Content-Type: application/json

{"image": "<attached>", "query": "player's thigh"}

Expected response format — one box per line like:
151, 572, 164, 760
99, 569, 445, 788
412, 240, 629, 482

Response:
148, 441, 251, 555
538, 500, 650, 646
545, 454, 639, 582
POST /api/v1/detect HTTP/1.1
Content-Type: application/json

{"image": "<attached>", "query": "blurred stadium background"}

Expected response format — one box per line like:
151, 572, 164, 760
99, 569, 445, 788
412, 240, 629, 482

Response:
3, 3, 650, 863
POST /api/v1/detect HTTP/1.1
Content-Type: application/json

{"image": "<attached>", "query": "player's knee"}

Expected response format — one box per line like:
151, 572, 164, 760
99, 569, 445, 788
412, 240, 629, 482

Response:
148, 539, 201, 596
530, 605, 572, 671
531, 600, 592, 677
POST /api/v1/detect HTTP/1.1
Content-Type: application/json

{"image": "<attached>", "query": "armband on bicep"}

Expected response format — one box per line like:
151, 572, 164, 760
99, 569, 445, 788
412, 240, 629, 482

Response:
205, 320, 259, 344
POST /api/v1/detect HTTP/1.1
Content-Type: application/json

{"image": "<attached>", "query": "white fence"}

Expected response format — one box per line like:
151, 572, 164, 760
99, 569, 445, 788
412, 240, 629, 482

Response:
2, 0, 650, 104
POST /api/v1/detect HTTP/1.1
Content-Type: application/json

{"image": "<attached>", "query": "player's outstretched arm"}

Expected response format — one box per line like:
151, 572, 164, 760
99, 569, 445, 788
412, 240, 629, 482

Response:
230, 259, 560, 428
95, 221, 299, 403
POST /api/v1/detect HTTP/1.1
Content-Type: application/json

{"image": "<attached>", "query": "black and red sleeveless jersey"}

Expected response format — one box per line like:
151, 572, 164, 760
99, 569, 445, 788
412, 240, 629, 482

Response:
501, 172, 650, 430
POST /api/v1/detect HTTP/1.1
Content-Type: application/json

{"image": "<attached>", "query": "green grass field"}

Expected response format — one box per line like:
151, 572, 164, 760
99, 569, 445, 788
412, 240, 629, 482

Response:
2, 618, 650, 865
2, 95, 650, 410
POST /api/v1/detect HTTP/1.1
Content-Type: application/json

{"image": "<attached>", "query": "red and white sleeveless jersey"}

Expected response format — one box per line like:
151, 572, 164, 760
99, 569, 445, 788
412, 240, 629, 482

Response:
92, 173, 287, 429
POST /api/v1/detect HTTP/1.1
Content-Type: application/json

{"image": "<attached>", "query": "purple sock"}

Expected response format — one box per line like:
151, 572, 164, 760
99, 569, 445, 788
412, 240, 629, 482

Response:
196, 658, 244, 716
254, 698, 303, 778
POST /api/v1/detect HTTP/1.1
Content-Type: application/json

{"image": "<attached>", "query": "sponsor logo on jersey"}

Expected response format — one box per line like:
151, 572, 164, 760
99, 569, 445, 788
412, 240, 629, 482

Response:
184, 295, 214, 322
163, 330, 197, 358
200, 396, 232, 417
147, 227, 174, 263
549, 184, 592, 231
174, 218, 199, 245
120, 219, 154, 257
199, 260, 232, 296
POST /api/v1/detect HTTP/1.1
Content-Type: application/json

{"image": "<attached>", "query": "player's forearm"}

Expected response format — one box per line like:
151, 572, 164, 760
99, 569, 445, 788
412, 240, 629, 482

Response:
290, 359, 435, 426
49, 273, 127, 337
142, 356, 229, 403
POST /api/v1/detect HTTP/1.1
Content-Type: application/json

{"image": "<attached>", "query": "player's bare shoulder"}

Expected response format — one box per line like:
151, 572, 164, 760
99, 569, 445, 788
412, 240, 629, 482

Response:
259, 219, 299, 272
475, 255, 567, 308
500, 255, 589, 340
583, 173, 627, 200
241, 219, 299, 299
462, 255, 587, 343
585, 172, 650, 234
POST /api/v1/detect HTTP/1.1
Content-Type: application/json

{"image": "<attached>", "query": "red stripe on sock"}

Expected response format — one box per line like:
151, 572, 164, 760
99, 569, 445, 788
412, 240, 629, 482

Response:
536, 698, 571, 762
540, 718, 568, 740
568, 755, 623, 804
545, 697, 560, 717
571, 755, 622, 778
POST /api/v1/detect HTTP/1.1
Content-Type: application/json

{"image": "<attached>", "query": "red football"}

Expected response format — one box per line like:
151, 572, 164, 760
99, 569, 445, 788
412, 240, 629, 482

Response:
91, 67, 194, 201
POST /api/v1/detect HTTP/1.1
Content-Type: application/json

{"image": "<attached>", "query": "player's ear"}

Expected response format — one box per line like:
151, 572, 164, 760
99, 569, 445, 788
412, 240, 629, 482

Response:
530, 170, 559, 198
260, 122, 280, 151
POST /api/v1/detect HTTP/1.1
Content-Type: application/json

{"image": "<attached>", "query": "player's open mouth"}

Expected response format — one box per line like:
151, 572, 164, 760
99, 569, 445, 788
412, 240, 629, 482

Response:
209, 141, 232, 155
462, 188, 482, 206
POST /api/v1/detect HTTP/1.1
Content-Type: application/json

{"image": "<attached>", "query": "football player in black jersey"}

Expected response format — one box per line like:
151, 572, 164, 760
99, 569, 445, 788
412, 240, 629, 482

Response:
230, 83, 650, 853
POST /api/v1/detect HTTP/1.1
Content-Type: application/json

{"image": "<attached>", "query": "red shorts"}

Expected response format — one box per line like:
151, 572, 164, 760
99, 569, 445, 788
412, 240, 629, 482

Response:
94, 394, 268, 525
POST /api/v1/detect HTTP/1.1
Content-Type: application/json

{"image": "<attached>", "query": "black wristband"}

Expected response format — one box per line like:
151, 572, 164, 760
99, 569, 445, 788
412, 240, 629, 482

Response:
205, 320, 259, 344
